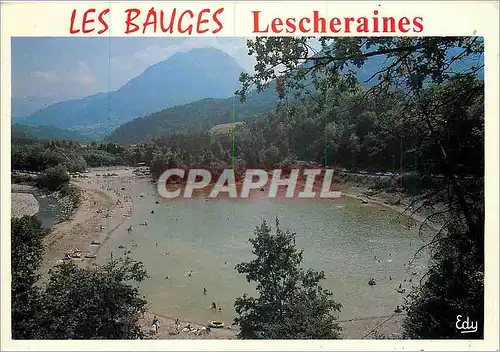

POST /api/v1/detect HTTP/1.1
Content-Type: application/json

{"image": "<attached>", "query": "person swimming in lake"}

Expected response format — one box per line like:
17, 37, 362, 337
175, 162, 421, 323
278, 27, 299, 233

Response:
203, 287, 207, 295
211, 302, 216, 310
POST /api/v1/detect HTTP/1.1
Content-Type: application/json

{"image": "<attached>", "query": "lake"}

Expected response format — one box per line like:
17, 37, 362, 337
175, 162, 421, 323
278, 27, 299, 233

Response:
94, 177, 430, 326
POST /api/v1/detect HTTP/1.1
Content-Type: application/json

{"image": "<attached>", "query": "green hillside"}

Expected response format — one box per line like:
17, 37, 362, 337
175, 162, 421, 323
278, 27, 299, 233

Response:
106, 86, 277, 144
12, 124, 89, 142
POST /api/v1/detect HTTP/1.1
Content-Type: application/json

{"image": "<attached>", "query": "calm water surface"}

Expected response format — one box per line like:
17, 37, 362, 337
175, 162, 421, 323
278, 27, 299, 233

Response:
95, 177, 430, 326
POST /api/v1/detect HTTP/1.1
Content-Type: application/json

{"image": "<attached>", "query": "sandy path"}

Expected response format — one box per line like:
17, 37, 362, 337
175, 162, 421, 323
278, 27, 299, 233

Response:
141, 311, 237, 339
140, 310, 403, 340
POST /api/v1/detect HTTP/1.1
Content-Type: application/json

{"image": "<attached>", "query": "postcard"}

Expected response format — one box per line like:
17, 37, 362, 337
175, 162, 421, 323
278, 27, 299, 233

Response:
1, 1, 499, 351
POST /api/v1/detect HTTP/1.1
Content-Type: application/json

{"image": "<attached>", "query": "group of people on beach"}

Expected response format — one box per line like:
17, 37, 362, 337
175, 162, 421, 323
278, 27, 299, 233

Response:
150, 316, 215, 336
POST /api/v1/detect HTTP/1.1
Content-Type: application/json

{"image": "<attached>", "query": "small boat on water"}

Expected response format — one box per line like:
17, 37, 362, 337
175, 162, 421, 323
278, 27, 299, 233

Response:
209, 321, 224, 328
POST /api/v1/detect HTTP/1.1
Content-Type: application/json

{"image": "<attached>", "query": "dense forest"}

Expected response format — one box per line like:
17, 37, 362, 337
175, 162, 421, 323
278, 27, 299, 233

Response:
234, 36, 484, 339
107, 85, 278, 144
12, 138, 125, 173
12, 124, 89, 142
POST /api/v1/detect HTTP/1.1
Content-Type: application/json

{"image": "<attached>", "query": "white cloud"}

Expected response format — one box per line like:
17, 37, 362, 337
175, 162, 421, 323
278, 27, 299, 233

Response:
33, 70, 58, 82
69, 61, 96, 87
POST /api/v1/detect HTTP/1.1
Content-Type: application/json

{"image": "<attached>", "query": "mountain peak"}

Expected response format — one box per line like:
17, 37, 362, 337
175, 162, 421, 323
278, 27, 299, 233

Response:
16, 48, 245, 139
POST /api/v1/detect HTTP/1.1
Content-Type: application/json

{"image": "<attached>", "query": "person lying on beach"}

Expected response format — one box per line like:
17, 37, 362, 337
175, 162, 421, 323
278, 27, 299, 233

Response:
151, 316, 160, 331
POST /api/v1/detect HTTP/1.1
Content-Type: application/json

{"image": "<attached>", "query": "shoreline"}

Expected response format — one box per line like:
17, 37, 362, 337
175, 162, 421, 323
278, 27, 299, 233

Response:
340, 186, 443, 232
34, 166, 436, 339
38, 173, 131, 277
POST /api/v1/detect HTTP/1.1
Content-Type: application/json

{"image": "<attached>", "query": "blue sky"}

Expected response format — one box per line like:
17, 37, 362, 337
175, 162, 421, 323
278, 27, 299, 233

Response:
12, 37, 255, 101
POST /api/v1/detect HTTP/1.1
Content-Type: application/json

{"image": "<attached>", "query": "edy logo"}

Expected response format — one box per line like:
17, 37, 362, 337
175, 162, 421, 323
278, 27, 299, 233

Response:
455, 315, 478, 334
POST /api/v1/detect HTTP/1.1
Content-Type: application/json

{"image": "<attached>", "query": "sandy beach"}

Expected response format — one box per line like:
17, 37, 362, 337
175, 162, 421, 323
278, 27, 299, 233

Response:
32, 166, 432, 339
38, 169, 132, 277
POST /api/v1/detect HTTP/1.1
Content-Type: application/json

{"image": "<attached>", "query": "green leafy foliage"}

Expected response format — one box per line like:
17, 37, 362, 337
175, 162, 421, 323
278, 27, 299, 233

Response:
235, 36, 484, 339
106, 87, 277, 145
11, 216, 47, 339
403, 225, 484, 339
234, 220, 342, 339
39, 258, 148, 339
37, 165, 70, 191
11, 216, 149, 340
11, 139, 124, 173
